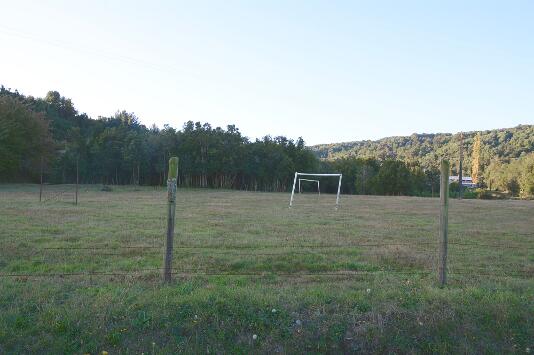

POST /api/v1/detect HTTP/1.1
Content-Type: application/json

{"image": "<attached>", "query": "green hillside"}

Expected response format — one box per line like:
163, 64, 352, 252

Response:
311, 125, 534, 171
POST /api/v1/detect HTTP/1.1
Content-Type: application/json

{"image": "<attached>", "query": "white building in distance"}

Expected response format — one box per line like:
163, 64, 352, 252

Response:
449, 176, 477, 188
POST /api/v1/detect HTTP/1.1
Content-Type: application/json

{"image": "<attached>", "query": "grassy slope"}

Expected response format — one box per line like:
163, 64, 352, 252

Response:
0, 185, 532, 354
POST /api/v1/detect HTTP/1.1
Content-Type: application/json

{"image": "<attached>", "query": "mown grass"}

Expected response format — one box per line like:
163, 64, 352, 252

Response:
0, 184, 533, 354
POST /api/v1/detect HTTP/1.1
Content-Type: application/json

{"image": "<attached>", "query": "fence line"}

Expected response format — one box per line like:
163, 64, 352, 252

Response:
1, 268, 530, 279
28, 241, 534, 251
3, 240, 531, 282
10, 251, 532, 264
0, 269, 433, 278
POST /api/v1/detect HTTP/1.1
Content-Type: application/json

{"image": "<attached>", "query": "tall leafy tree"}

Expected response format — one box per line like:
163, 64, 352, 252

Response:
0, 95, 53, 180
472, 133, 482, 184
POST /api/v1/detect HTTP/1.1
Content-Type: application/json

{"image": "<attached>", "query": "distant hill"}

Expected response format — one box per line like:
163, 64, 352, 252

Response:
310, 125, 534, 171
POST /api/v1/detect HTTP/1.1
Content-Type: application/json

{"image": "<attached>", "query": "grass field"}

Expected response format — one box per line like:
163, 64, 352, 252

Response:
0, 184, 533, 354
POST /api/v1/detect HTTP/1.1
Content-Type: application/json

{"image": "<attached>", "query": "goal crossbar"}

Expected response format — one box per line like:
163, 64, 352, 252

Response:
289, 172, 342, 208
297, 173, 341, 177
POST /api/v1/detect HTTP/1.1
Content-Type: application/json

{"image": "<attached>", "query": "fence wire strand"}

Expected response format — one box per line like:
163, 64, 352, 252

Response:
28, 241, 534, 251
1, 268, 530, 279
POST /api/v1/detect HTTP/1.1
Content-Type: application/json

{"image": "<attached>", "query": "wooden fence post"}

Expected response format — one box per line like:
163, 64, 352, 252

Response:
439, 159, 450, 287
75, 156, 79, 205
39, 156, 44, 202
163, 157, 179, 282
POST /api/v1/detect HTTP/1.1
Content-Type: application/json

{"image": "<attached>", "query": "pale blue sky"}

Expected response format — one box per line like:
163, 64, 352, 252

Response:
0, 0, 533, 145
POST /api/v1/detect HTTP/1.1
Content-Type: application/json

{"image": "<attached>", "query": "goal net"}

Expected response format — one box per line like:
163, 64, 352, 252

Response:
289, 172, 342, 208
298, 178, 320, 194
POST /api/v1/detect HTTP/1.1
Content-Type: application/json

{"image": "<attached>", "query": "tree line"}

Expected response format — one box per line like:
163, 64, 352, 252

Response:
313, 124, 534, 198
1, 86, 532, 198
0, 88, 318, 192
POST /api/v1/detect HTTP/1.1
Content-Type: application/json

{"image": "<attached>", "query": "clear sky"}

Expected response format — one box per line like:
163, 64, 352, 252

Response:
1, 1, 533, 145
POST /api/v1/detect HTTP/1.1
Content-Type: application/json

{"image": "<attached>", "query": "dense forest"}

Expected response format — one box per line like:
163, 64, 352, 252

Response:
1, 86, 533, 198
0, 87, 317, 192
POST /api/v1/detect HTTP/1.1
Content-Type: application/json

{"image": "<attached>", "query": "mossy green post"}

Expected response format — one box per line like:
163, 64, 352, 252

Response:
439, 159, 449, 287
164, 157, 179, 282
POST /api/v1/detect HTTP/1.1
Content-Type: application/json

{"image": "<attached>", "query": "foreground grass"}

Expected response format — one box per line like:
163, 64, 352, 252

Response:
0, 184, 532, 353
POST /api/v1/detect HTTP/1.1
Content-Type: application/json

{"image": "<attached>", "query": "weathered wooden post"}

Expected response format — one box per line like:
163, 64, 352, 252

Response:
163, 157, 179, 282
39, 156, 44, 202
438, 159, 450, 287
75, 156, 79, 205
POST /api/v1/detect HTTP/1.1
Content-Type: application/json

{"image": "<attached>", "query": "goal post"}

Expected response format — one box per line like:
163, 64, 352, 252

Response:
289, 172, 342, 209
298, 178, 320, 194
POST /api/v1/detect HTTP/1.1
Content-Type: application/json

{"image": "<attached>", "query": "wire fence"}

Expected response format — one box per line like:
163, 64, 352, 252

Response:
0, 269, 530, 279
1, 240, 532, 280
1, 187, 533, 282
6, 240, 532, 251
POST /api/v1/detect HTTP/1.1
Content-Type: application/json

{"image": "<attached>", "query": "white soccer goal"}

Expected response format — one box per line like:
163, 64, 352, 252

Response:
298, 178, 320, 194
289, 172, 342, 208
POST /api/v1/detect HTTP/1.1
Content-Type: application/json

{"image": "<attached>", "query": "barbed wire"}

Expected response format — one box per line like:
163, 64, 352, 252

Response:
40, 245, 162, 250
449, 273, 533, 278
16, 241, 532, 251
0, 268, 530, 279
0, 269, 431, 278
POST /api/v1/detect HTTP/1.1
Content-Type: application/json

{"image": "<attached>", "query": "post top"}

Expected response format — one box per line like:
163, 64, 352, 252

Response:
168, 157, 179, 179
